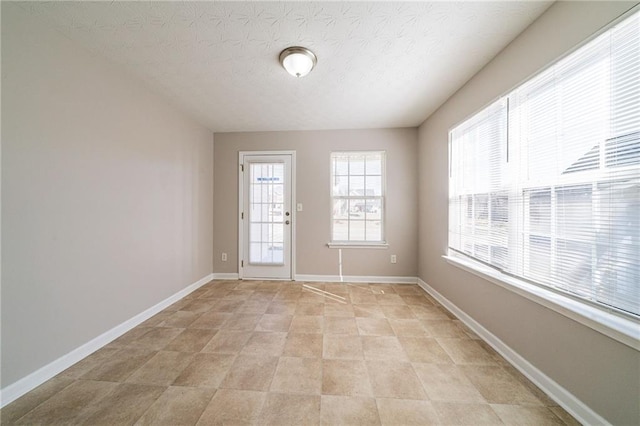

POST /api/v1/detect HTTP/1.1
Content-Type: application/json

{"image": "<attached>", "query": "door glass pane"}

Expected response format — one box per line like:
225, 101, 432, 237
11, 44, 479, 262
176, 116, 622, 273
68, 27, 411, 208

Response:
249, 162, 285, 265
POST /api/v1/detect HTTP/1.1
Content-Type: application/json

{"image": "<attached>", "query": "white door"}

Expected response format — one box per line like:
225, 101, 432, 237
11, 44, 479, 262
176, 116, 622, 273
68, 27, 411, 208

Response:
239, 152, 294, 280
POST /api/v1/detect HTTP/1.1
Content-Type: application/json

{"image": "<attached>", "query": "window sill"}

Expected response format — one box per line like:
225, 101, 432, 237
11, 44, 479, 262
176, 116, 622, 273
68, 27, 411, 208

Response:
443, 254, 640, 351
327, 243, 389, 249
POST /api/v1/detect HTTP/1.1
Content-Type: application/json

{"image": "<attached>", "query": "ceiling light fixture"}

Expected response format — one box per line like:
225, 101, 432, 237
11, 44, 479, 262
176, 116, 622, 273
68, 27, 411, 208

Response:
279, 46, 317, 78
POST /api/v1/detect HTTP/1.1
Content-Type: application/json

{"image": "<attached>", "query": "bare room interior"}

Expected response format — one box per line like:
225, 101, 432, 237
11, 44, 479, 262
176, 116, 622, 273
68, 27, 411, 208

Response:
1, 1, 639, 425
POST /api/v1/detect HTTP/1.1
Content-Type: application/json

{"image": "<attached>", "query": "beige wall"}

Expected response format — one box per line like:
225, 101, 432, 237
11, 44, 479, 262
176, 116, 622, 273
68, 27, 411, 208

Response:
418, 2, 639, 424
214, 129, 418, 278
1, 4, 214, 387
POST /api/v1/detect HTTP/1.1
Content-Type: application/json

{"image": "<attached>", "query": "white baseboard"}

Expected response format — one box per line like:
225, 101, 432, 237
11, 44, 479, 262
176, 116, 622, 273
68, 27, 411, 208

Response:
0, 273, 214, 408
295, 274, 418, 284
417, 278, 609, 426
213, 273, 239, 280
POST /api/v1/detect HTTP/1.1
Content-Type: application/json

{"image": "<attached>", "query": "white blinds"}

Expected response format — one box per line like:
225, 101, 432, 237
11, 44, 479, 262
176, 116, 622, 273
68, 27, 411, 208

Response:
449, 9, 640, 317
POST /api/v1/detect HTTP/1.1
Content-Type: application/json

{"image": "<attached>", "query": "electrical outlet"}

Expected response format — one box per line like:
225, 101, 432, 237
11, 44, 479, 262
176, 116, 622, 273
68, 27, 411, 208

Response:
221, 252, 228, 262
390, 255, 397, 264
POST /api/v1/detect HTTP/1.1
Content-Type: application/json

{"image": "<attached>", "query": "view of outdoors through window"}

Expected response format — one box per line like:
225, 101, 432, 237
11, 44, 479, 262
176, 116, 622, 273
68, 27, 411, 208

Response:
331, 152, 385, 243
449, 10, 639, 317
249, 163, 285, 265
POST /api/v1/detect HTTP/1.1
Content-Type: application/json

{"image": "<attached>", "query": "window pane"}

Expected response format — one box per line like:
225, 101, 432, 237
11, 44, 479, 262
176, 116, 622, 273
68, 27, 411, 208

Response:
366, 175, 382, 196
366, 155, 382, 175
350, 220, 365, 241
366, 221, 382, 241
349, 175, 365, 196
331, 151, 386, 244
333, 220, 349, 241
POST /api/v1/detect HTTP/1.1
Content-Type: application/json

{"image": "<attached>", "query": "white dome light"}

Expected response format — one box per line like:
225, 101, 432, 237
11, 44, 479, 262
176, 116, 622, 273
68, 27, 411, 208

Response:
279, 46, 317, 78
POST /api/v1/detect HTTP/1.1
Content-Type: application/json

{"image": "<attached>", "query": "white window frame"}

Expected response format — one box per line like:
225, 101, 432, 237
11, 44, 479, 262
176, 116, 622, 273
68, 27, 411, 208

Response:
328, 151, 388, 248
446, 6, 640, 350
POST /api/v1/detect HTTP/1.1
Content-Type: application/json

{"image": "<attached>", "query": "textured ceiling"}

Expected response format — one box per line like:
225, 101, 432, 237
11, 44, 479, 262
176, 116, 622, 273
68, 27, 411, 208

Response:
16, 1, 553, 132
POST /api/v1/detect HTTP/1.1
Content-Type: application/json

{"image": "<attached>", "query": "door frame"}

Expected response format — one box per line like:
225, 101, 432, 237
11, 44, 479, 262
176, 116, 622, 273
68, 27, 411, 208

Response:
238, 150, 296, 280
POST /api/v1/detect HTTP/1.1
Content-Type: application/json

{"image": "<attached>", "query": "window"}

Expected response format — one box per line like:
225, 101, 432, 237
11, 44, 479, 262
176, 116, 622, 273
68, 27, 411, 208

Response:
449, 9, 640, 318
331, 151, 385, 244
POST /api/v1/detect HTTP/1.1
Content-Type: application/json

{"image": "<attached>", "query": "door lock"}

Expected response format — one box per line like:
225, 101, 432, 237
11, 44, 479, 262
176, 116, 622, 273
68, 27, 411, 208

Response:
285, 220, 290, 225
285, 212, 290, 216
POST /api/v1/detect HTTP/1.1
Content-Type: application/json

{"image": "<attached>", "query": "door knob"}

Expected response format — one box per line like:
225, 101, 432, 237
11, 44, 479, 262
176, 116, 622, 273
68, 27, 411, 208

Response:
285, 212, 290, 216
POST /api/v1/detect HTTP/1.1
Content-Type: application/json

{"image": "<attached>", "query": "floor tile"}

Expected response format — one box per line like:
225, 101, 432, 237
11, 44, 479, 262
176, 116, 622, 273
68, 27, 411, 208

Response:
550, 406, 582, 426
55, 347, 121, 379
413, 363, 485, 403
173, 353, 236, 388
128, 327, 185, 351
432, 401, 504, 425
323, 334, 364, 360
349, 292, 378, 305
401, 295, 433, 305
212, 298, 244, 312
355, 317, 394, 336
14, 380, 117, 425
295, 303, 324, 316
322, 359, 374, 397
220, 313, 261, 331
81, 348, 157, 382
196, 389, 267, 425
421, 319, 468, 338
107, 327, 155, 348
134, 386, 214, 426
241, 331, 287, 356
353, 304, 385, 318
325, 316, 359, 335
200, 330, 251, 354
266, 300, 298, 315
461, 365, 544, 405
284, 332, 324, 358
290, 315, 324, 333
188, 312, 232, 329
256, 314, 293, 332
324, 283, 351, 296
258, 392, 321, 426
399, 337, 453, 363
366, 360, 427, 400
236, 299, 269, 315
370, 284, 397, 295
159, 310, 202, 328
380, 305, 416, 319
388, 318, 429, 337
181, 299, 217, 314
126, 351, 194, 386
299, 290, 328, 304
219, 355, 278, 391
393, 285, 423, 295
78, 383, 166, 425
361, 336, 409, 361
491, 404, 566, 425
270, 357, 322, 395
376, 398, 439, 426
410, 304, 449, 320
437, 338, 499, 365
375, 293, 405, 305
1, 377, 74, 424
324, 303, 355, 317
321, 395, 380, 426
164, 328, 217, 352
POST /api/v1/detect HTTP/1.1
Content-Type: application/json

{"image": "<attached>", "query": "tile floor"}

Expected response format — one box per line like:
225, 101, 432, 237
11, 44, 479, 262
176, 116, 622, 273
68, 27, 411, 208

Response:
1, 280, 580, 425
